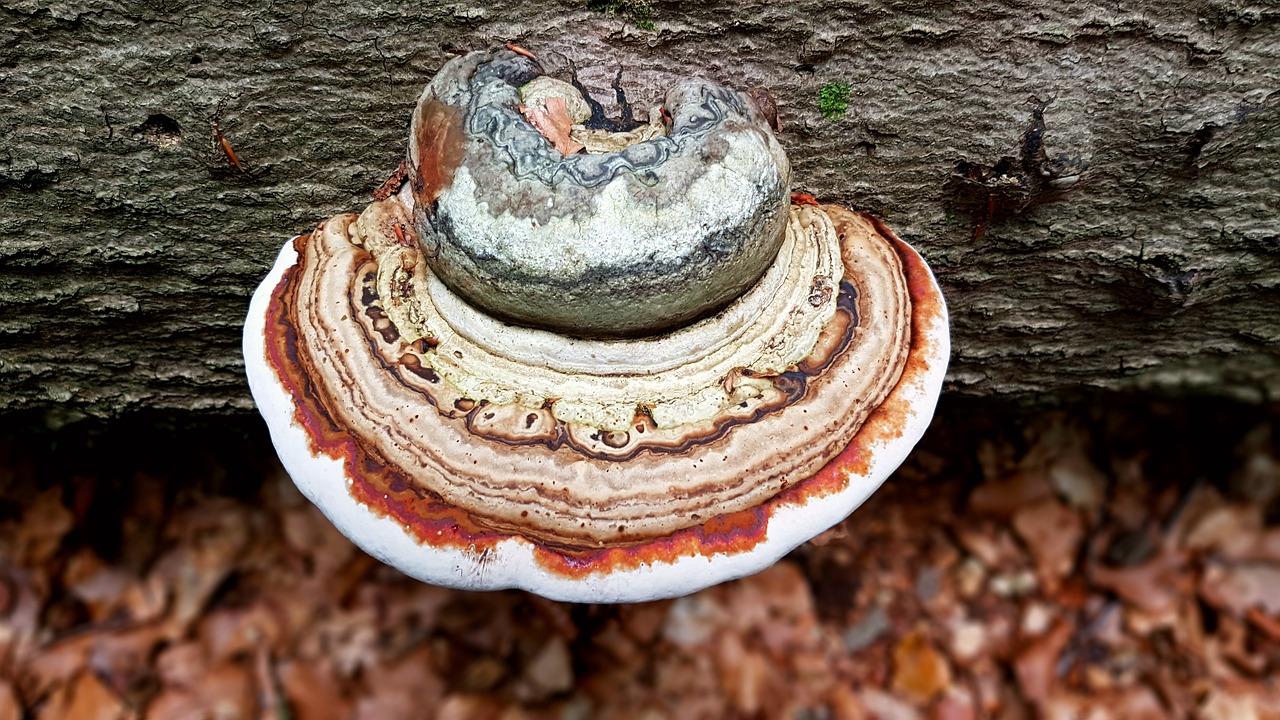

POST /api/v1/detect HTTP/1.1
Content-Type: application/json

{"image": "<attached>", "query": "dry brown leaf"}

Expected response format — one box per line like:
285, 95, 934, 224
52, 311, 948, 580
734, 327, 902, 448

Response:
1247, 606, 1280, 643
280, 660, 352, 720
19, 634, 96, 704
1197, 680, 1280, 720
1200, 561, 1280, 616
86, 624, 170, 703
1013, 618, 1072, 707
518, 636, 574, 700
1012, 499, 1083, 591
933, 687, 977, 720
16, 488, 73, 567
617, 600, 670, 645
40, 670, 126, 720
353, 647, 442, 720
1183, 504, 1263, 556
282, 506, 356, 575
434, 694, 508, 720
588, 620, 640, 669
713, 633, 769, 716
153, 642, 206, 689
144, 688, 205, 720
0, 682, 19, 720
1238, 528, 1280, 564
662, 594, 722, 649
827, 683, 868, 720
1043, 686, 1166, 720
858, 688, 922, 720
954, 524, 1023, 568
200, 662, 259, 720
1046, 445, 1107, 513
519, 97, 584, 156
199, 604, 287, 664
1090, 541, 1187, 617
0, 568, 43, 673
1199, 613, 1265, 678
891, 629, 951, 702
968, 470, 1054, 518
149, 503, 253, 633
1231, 423, 1280, 505
147, 660, 257, 720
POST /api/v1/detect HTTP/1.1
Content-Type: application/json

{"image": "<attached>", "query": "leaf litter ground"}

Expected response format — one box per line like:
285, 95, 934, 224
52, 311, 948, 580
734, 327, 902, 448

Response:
1, 397, 1278, 720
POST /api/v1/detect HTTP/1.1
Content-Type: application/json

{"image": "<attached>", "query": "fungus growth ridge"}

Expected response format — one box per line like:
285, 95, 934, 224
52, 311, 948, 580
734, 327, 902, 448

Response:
243, 47, 950, 603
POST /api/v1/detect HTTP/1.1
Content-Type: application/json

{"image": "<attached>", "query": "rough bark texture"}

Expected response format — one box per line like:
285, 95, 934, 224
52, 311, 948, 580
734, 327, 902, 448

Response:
1, 0, 1277, 421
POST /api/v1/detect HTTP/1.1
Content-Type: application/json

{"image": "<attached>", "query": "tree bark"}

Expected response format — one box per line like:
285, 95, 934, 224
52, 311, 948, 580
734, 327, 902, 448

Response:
1, 0, 1277, 421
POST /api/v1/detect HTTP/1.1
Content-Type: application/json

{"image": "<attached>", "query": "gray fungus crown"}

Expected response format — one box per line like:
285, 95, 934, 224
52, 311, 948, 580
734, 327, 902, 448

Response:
408, 48, 793, 338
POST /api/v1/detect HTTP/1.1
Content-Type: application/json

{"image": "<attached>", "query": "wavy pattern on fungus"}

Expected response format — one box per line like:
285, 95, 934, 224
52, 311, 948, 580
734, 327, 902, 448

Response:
244, 203, 949, 601
264, 201, 909, 546
409, 49, 792, 338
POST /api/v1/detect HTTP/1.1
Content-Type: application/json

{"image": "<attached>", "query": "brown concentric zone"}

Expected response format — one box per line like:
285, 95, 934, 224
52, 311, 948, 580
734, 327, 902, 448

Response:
263, 204, 941, 574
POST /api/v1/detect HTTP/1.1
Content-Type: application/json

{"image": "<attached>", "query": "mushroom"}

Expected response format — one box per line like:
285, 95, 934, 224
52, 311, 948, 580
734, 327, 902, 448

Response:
243, 48, 949, 603
409, 49, 791, 337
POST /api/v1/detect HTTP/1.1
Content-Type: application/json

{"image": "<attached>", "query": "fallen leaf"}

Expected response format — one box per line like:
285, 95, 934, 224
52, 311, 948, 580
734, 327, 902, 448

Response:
827, 683, 867, 720
16, 489, 73, 566
1046, 445, 1107, 512
353, 647, 443, 720
145, 659, 257, 720
617, 600, 671, 644
1182, 504, 1262, 556
19, 634, 96, 704
1012, 499, 1083, 590
858, 688, 922, 720
968, 470, 1053, 518
1013, 618, 1072, 707
933, 687, 977, 720
1246, 605, 1280, 643
1090, 541, 1186, 617
1200, 561, 1280, 616
0, 683, 18, 720
279, 659, 352, 720
153, 642, 207, 689
519, 635, 573, 700
434, 694, 507, 720
40, 670, 127, 720
520, 97, 584, 156
1198, 679, 1280, 719
891, 629, 951, 702
662, 593, 722, 649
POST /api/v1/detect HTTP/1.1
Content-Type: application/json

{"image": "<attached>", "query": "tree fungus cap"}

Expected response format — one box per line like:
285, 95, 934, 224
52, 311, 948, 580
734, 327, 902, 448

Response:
243, 49, 949, 603
409, 49, 791, 338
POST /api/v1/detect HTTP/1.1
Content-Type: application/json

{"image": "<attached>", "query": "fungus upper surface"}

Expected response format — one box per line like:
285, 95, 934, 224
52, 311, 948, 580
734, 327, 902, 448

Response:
243, 47, 950, 602
408, 49, 792, 338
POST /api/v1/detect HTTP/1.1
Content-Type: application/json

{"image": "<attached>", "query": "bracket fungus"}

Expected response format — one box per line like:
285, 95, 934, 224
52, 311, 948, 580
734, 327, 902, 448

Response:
243, 48, 950, 603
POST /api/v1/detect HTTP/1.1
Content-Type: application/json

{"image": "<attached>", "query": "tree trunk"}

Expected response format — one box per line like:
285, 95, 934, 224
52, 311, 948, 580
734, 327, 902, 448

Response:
2, 0, 1277, 421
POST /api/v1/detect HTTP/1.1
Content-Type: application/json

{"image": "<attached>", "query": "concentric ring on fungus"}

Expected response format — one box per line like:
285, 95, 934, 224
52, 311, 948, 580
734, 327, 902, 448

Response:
243, 47, 950, 603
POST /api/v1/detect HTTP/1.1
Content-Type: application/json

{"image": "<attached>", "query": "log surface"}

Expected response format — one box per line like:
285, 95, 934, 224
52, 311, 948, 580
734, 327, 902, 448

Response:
1, 0, 1277, 420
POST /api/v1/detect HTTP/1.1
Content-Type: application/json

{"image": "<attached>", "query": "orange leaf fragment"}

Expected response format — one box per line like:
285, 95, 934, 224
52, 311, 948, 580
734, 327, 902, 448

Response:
890, 629, 952, 702
1012, 499, 1083, 591
1013, 618, 1072, 707
0, 683, 18, 720
41, 671, 127, 720
16, 488, 73, 566
520, 97, 584, 156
